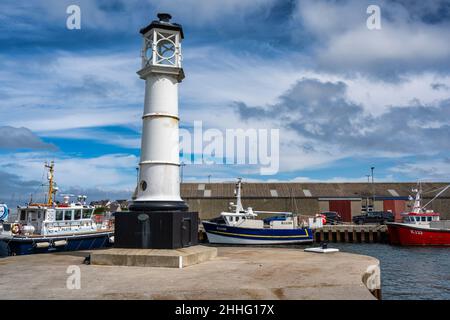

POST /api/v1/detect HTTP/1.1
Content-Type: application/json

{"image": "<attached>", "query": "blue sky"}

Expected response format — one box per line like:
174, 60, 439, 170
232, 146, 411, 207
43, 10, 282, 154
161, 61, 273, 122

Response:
1, 0, 450, 204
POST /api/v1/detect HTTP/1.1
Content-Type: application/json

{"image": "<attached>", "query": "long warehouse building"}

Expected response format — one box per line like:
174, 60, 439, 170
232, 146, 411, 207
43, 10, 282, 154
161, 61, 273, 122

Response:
181, 182, 450, 221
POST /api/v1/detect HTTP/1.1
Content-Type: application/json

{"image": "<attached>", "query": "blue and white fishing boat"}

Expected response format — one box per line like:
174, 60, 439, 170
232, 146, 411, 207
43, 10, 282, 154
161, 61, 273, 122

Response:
0, 162, 114, 256
202, 178, 313, 245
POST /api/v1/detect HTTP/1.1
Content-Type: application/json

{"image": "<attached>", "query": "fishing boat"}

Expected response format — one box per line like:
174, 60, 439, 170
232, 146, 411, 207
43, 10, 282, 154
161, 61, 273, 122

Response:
0, 162, 114, 256
202, 178, 313, 245
387, 184, 450, 246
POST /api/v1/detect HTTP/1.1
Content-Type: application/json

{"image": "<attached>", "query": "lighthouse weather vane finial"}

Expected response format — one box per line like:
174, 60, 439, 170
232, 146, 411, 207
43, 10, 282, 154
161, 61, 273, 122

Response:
157, 13, 172, 22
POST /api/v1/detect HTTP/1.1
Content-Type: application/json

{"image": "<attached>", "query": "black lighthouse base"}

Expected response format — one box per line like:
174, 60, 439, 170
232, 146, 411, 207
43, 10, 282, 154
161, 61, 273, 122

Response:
114, 202, 198, 249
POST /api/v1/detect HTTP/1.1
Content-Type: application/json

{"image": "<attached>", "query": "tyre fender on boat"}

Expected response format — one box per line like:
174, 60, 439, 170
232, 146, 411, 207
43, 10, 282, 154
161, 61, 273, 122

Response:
11, 224, 20, 234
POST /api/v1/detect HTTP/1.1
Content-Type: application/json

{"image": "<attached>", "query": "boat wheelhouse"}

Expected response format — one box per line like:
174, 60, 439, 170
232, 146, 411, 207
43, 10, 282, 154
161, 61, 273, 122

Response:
15, 199, 103, 237
401, 212, 440, 225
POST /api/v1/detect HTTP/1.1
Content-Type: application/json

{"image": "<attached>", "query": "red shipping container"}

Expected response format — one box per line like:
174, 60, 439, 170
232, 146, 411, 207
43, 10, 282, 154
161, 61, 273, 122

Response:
329, 200, 352, 222
383, 200, 406, 222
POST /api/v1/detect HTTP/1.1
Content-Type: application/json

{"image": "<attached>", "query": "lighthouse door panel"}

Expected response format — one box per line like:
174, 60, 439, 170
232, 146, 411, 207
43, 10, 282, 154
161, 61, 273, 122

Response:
181, 218, 192, 247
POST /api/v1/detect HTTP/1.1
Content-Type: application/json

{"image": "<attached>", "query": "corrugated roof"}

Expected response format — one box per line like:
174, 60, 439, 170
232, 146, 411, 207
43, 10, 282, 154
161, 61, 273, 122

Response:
388, 189, 400, 197
181, 182, 450, 198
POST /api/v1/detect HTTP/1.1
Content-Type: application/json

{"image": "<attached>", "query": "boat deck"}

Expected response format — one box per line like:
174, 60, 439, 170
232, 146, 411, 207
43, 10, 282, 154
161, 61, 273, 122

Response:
3, 229, 114, 239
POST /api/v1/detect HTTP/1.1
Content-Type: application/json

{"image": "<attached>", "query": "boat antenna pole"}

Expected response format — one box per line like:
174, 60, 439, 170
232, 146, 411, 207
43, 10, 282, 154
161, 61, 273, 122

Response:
422, 184, 450, 210
45, 161, 55, 206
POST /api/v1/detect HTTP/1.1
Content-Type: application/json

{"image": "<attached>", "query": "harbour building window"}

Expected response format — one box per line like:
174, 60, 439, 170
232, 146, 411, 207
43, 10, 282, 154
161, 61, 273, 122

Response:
56, 210, 63, 221
74, 210, 82, 220
64, 210, 73, 221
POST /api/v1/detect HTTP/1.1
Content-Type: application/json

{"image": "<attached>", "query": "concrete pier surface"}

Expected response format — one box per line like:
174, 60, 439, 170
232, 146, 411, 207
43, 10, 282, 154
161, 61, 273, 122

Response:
0, 247, 380, 300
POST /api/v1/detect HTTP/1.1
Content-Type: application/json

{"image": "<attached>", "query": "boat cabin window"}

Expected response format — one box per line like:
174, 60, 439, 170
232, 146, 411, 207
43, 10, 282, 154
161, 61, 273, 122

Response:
28, 210, 37, 221
64, 210, 73, 221
56, 210, 63, 221
20, 210, 26, 221
427, 217, 432, 222
82, 209, 93, 219
74, 209, 82, 220
421, 217, 426, 222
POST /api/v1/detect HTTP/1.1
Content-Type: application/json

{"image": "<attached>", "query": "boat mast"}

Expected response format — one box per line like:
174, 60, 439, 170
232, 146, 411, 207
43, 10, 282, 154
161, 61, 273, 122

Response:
411, 189, 422, 213
410, 181, 423, 213
45, 161, 55, 206
235, 178, 244, 213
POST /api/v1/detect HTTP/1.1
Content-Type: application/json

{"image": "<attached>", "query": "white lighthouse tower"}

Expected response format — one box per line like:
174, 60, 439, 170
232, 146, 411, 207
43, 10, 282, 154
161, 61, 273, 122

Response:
131, 13, 187, 212
115, 13, 197, 249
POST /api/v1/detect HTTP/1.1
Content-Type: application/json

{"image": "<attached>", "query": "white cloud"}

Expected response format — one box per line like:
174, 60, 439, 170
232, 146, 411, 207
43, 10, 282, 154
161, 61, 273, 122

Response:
0, 152, 138, 192
292, 0, 450, 76
182, 46, 305, 107
344, 73, 450, 116
39, 128, 140, 149
0, 52, 142, 133
390, 159, 450, 181
0, 0, 277, 34
153, 0, 277, 26
0, 126, 56, 150
318, 24, 450, 73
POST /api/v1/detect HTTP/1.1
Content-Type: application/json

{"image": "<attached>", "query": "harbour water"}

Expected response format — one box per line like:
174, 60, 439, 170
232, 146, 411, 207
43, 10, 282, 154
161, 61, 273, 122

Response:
327, 243, 450, 300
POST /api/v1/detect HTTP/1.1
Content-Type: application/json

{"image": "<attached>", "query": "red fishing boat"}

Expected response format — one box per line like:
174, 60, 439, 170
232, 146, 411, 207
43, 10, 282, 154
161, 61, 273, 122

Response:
387, 184, 450, 246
